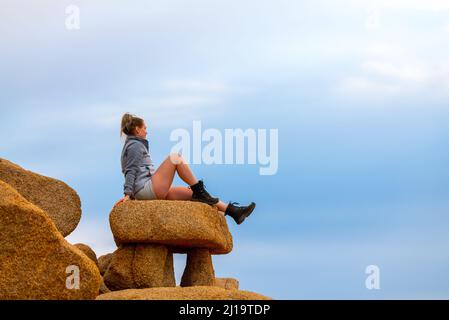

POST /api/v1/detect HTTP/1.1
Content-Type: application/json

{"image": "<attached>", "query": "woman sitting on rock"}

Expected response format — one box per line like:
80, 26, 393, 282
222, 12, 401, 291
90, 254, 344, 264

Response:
114, 113, 255, 225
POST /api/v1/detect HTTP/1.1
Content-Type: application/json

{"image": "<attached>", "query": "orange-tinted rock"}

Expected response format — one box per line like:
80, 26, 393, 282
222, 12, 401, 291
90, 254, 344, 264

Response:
103, 244, 175, 291
99, 278, 111, 295
215, 277, 239, 290
74, 243, 98, 267
181, 248, 215, 287
96, 286, 272, 300
0, 180, 101, 300
109, 200, 232, 254
98, 253, 113, 276
0, 158, 81, 236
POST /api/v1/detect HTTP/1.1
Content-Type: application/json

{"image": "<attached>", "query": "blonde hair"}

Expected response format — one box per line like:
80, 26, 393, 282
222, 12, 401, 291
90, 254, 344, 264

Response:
120, 113, 144, 137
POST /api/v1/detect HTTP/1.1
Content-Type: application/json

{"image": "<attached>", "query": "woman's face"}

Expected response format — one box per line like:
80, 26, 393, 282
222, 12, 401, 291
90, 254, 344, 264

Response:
135, 121, 148, 138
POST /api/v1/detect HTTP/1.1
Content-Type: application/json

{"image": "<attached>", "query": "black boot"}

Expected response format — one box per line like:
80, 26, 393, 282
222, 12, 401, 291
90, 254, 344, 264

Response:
189, 180, 219, 205
225, 202, 256, 225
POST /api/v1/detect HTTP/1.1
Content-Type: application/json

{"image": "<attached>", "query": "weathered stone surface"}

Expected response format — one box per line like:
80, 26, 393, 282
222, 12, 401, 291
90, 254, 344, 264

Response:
98, 253, 114, 276
133, 244, 175, 289
0, 158, 81, 237
103, 246, 134, 291
96, 286, 271, 300
215, 278, 240, 290
103, 244, 175, 291
110, 200, 232, 254
0, 180, 101, 300
181, 248, 215, 287
99, 278, 111, 295
74, 243, 98, 267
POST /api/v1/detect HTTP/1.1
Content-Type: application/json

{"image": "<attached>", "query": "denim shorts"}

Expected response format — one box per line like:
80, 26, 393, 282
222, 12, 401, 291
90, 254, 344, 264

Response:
134, 178, 157, 200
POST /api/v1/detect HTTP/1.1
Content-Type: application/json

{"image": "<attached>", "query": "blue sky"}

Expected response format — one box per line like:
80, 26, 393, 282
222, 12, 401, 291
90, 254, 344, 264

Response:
1, 0, 449, 299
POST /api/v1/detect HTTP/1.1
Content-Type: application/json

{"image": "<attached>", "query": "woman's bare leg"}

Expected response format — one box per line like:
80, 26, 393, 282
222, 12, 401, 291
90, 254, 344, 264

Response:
152, 153, 198, 199
165, 186, 193, 201
214, 200, 228, 212
152, 153, 228, 214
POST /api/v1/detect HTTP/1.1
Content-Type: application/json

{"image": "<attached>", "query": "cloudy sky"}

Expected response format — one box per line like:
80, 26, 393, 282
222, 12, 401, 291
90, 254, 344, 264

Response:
1, 0, 449, 299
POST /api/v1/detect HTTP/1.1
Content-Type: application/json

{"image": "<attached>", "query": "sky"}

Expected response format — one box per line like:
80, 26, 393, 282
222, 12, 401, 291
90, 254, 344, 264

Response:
1, 0, 449, 299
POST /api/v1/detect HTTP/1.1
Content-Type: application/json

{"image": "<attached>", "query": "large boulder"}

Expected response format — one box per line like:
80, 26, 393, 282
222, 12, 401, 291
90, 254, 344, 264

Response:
74, 243, 99, 267
0, 158, 81, 237
99, 278, 111, 295
109, 200, 233, 254
0, 180, 101, 299
98, 253, 114, 276
96, 286, 271, 300
103, 244, 175, 291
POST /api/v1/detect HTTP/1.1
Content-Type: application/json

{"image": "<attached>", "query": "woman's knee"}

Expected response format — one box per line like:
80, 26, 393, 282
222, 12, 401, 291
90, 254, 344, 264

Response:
168, 152, 185, 165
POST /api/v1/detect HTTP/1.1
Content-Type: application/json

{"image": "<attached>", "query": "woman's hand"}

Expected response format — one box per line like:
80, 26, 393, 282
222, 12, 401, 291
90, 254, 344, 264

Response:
114, 195, 130, 208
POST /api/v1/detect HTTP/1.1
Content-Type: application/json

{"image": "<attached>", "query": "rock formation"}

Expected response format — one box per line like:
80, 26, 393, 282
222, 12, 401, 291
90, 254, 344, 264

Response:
109, 200, 232, 253
98, 253, 113, 276
0, 180, 101, 299
0, 158, 81, 237
0, 157, 269, 300
96, 286, 271, 300
74, 243, 99, 267
104, 200, 235, 292
214, 278, 240, 290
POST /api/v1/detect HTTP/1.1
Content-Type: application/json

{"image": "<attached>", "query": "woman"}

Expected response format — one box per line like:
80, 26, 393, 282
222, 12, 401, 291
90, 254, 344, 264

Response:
114, 113, 255, 225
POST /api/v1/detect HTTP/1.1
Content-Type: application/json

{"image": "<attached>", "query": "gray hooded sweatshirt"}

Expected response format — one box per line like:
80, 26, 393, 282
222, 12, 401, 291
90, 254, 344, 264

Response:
121, 135, 156, 197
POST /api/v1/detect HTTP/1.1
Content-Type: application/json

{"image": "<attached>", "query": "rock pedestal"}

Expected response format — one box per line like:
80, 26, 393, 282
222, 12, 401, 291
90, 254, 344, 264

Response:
181, 248, 215, 287
104, 244, 175, 291
106, 200, 233, 291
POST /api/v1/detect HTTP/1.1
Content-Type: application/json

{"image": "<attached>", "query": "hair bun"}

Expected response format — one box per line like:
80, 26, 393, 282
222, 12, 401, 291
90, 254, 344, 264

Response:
120, 112, 144, 137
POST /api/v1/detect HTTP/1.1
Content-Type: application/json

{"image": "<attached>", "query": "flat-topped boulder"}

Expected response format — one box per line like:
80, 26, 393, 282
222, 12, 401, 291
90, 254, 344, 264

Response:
0, 180, 101, 300
110, 200, 233, 255
96, 286, 271, 300
0, 158, 81, 237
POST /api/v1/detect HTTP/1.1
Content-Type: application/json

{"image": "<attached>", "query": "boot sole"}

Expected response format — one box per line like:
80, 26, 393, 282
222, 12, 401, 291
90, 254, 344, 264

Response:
237, 202, 256, 225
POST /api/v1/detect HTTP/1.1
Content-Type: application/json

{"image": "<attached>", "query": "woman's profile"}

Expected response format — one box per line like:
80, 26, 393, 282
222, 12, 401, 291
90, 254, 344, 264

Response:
114, 113, 256, 225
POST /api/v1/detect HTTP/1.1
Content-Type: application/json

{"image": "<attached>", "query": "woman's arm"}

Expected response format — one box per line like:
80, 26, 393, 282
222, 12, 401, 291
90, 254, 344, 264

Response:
123, 142, 143, 196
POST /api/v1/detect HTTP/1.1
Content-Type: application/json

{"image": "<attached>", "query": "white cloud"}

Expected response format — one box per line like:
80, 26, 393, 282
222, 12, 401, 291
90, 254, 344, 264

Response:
444, 23, 449, 33
344, 0, 449, 11
335, 34, 449, 98
338, 57, 449, 97
0, 78, 236, 151
338, 76, 403, 96
364, 42, 405, 59
161, 79, 231, 94
362, 60, 429, 82
365, 8, 381, 31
